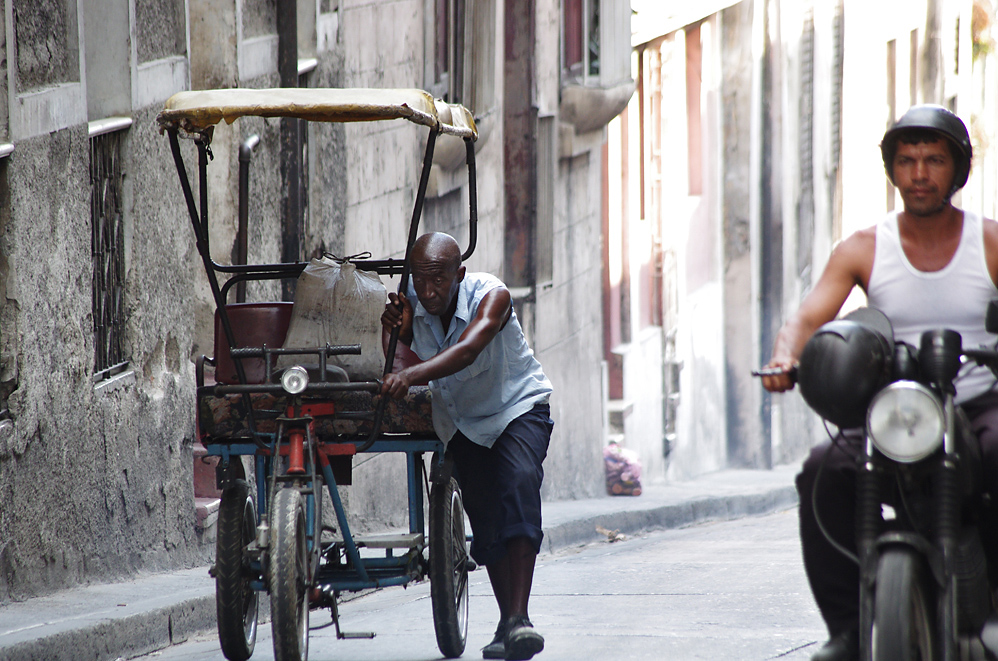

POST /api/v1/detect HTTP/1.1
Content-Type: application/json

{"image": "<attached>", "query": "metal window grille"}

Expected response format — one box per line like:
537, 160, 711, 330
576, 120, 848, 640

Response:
91, 130, 127, 380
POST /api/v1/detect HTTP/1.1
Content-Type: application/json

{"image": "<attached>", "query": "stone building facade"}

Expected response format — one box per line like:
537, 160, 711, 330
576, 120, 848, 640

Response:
0, 0, 631, 602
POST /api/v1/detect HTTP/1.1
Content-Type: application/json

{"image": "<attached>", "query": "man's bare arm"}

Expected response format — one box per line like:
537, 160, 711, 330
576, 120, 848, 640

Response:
762, 228, 875, 392
381, 288, 512, 398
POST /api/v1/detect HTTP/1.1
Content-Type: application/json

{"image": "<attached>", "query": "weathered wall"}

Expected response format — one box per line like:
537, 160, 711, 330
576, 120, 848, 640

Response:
0, 0, 210, 604
319, 0, 448, 529
668, 16, 730, 481
0, 8, 7, 143
0, 117, 209, 602
721, 0, 766, 468
617, 326, 667, 482
135, 0, 188, 62
0, 0, 617, 604
243, 0, 277, 38
13, 0, 78, 89
536, 151, 612, 499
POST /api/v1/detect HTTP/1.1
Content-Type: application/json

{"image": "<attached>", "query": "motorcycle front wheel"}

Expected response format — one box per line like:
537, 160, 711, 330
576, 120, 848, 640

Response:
872, 548, 936, 661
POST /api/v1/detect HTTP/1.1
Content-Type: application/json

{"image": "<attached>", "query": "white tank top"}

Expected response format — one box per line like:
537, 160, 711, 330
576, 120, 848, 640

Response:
867, 211, 998, 403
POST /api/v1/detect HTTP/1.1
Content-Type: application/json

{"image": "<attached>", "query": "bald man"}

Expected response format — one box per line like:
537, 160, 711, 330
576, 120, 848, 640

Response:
382, 233, 553, 661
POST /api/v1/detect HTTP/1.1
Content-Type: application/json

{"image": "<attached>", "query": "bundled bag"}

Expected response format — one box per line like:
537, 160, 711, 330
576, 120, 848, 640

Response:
278, 255, 386, 380
603, 442, 643, 496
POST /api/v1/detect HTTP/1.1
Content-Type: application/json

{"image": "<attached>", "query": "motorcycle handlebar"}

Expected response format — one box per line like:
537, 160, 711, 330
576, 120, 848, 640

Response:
750, 348, 998, 383
963, 348, 998, 373
751, 366, 798, 380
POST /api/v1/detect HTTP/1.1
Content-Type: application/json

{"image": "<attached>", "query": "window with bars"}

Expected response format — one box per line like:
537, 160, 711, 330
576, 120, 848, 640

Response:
426, 0, 466, 102
563, 0, 599, 82
91, 129, 128, 381
562, 0, 630, 88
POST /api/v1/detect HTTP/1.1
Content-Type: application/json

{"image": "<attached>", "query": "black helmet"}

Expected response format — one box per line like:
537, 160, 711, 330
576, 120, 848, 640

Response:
880, 104, 972, 198
797, 308, 894, 429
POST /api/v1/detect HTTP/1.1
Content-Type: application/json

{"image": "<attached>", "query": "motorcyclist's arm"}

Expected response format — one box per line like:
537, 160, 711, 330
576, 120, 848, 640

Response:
762, 228, 875, 393
982, 217, 998, 287
381, 288, 512, 398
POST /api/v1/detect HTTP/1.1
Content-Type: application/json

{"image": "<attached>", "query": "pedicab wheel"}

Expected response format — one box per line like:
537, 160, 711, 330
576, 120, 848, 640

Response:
215, 479, 259, 661
270, 487, 310, 661
872, 548, 935, 661
429, 476, 470, 658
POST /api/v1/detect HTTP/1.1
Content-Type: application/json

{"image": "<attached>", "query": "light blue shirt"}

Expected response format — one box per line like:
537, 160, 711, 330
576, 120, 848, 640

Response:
408, 273, 552, 448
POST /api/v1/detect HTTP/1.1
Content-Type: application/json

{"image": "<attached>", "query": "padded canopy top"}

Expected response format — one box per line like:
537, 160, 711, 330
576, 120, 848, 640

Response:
157, 87, 477, 140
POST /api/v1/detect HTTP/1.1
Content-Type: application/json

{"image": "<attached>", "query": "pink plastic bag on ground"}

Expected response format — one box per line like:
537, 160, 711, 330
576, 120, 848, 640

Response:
603, 442, 642, 496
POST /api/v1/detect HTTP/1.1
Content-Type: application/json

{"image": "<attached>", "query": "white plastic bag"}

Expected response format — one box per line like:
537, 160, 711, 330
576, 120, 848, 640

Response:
278, 256, 386, 380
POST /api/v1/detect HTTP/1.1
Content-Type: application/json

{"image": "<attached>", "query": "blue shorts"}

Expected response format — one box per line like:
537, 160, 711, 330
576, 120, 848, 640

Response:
448, 404, 553, 567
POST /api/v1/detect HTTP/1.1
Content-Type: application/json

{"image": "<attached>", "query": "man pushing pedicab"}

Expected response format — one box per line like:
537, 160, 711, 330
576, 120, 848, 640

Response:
381, 232, 554, 661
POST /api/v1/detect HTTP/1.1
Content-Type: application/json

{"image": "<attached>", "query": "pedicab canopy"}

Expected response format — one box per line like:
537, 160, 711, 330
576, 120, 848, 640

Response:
156, 87, 477, 140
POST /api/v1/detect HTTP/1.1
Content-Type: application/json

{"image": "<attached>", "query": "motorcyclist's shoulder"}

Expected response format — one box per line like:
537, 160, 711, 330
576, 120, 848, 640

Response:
980, 214, 998, 284
828, 225, 877, 280
841, 224, 878, 249
981, 214, 998, 247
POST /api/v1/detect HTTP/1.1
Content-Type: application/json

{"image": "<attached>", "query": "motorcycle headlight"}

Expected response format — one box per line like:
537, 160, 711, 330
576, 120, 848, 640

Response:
866, 381, 944, 463
280, 365, 309, 395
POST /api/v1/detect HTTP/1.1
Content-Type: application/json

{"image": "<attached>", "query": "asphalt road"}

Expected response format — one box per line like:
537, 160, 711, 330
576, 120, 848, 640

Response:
134, 507, 828, 661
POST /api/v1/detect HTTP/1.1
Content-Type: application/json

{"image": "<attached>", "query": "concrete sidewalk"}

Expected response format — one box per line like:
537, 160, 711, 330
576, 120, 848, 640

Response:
0, 464, 800, 661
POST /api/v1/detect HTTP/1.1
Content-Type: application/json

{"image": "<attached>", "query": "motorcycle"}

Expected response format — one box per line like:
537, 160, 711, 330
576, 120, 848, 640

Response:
765, 304, 998, 660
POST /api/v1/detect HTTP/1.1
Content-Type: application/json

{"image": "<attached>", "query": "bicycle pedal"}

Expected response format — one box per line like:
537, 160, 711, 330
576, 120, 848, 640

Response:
339, 631, 376, 639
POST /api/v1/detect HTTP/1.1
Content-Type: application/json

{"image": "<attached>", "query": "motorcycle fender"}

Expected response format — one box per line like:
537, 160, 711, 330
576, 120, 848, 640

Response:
874, 532, 945, 589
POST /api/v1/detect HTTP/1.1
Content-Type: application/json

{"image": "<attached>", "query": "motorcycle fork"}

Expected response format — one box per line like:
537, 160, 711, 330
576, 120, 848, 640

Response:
858, 398, 961, 661
935, 394, 960, 661
857, 434, 881, 661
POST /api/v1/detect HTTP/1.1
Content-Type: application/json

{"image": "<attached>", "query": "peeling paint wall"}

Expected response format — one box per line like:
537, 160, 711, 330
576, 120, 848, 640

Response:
135, 0, 187, 62
0, 0, 207, 603
0, 119, 209, 602
13, 0, 78, 89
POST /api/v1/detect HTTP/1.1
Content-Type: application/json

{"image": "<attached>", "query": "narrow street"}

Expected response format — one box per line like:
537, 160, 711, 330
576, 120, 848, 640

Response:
138, 507, 827, 661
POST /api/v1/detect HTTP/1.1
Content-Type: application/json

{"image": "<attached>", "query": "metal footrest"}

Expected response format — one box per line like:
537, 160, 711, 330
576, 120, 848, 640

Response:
345, 532, 424, 549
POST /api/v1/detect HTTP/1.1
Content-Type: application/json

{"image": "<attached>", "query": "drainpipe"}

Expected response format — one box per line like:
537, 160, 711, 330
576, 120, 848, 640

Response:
237, 134, 261, 303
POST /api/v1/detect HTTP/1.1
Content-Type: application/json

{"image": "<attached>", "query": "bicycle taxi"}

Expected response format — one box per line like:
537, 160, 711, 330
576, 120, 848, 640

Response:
156, 88, 478, 661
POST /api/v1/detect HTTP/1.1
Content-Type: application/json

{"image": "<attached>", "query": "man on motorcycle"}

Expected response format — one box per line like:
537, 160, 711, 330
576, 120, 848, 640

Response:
761, 105, 998, 661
